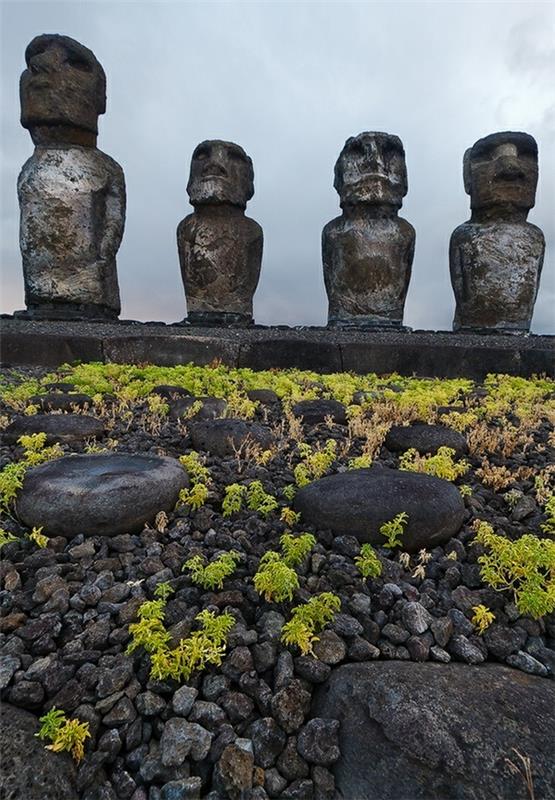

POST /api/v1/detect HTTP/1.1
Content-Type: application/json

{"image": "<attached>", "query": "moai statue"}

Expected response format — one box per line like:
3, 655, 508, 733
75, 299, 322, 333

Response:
17, 34, 125, 320
450, 132, 545, 334
177, 140, 263, 326
322, 132, 415, 328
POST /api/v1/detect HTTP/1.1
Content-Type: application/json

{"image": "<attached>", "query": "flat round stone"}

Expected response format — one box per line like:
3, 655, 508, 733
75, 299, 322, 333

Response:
385, 424, 468, 457
190, 419, 273, 456
3, 414, 105, 444
292, 399, 347, 426
29, 393, 92, 411
17, 453, 188, 537
169, 396, 227, 421
151, 385, 191, 400
294, 467, 464, 553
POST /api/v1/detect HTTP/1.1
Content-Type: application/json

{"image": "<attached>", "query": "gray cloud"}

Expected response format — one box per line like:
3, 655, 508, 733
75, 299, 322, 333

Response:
1, 0, 553, 332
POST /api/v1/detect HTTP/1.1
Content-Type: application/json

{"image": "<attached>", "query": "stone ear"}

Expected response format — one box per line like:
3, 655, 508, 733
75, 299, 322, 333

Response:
462, 148, 472, 195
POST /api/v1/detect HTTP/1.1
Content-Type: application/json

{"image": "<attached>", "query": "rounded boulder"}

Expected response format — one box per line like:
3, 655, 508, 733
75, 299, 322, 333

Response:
385, 424, 468, 457
294, 467, 464, 553
3, 413, 105, 445
190, 418, 273, 457
16, 453, 188, 537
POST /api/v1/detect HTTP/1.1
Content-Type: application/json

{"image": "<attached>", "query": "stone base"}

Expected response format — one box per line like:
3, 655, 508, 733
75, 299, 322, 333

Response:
0, 319, 553, 379
185, 311, 254, 327
15, 302, 119, 322
327, 315, 409, 331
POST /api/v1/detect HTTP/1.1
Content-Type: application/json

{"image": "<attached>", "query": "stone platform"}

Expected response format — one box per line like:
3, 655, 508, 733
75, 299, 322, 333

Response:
0, 319, 553, 379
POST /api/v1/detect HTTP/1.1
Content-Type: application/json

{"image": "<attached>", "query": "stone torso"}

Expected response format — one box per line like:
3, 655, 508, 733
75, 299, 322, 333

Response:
18, 145, 124, 313
177, 211, 263, 317
450, 221, 544, 332
323, 214, 415, 325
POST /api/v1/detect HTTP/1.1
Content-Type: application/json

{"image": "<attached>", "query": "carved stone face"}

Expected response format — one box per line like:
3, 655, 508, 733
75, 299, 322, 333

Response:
334, 132, 408, 208
463, 132, 538, 212
20, 34, 106, 135
187, 140, 254, 209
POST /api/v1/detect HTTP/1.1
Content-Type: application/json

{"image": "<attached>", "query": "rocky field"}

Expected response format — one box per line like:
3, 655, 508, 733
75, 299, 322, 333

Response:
0, 362, 554, 800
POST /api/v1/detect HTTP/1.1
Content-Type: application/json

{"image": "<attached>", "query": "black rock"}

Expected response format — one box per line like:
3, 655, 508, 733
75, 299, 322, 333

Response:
249, 718, 287, 768
294, 468, 465, 553
169, 396, 227, 421
292, 399, 347, 426
313, 662, 555, 799
17, 453, 188, 537
0, 703, 78, 799
247, 389, 280, 405
190, 418, 273, 457
30, 392, 92, 411
385, 424, 468, 457
151, 385, 192, 400
3, 413, 105, 444
296, 718, 340, 766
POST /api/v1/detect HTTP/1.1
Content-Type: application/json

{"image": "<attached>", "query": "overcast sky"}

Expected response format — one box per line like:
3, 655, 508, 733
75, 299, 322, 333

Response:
1, 0, 554, 332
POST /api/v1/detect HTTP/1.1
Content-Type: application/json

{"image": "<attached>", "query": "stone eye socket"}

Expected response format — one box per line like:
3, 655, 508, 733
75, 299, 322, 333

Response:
195, 147, 210, 160
228, 150, 245, 163
66, 55, 92, 72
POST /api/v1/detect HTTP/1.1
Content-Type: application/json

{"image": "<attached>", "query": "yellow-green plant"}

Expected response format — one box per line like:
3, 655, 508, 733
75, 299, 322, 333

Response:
348, 454, 373, 470
36, 707, 90, 763
281, 592, 341, 655
222, 483, 246, 517
126, 592, 235, 682
380, 512, 409, 549
294, 439, 337, 487
541, 496, 555, 535
471, 604, 495, 634
179, 452, 211, 486
178, 483, 209, 511
154, 581, 175, 601
246, 481, 279, 517
280, 507, 301, 526
253, 551, 299, 602
149, 609, 235, 682
399, 446, 469, 482
0, 528, 18, 548
282, 484, 297, 503
473, 520, 555, 618
355, 543, 383, 580
280, 532, 316, 566
0, 434, 63, 514
459, 484, 472, 497
29, 526, 48, 548
184, 550, 241, 590
147, 394, 169, 417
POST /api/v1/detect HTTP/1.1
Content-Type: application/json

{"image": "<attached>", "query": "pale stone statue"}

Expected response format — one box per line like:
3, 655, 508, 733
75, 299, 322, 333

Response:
450, 131, 545, 333
18, 34, 125, 319
177, 140, 263, 326
322, 132, 415, 328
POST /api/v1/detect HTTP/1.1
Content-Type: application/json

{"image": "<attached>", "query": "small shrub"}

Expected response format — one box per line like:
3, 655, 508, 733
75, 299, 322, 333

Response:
29, 526, 48, 548
36, 707, 90, 763
222, 483, 246, 517
179, 452, 211, 486
471, 604, 495, 634
178, 483, 209, 511
280, 532, 316, 567
153, 581, 175, 601
541, 496, 555, 535
280, 507, 301, 526
281, 593, 341, 655
380, 512, 409, 549
253, 551, 299, 602
294, 440, 337, 487
184, 551, 241, 590
399, 446, 469, 482
0, 528, 18, 548
246, 481, 279, 517
473, 520, 555, 618
355, 543, 382, 580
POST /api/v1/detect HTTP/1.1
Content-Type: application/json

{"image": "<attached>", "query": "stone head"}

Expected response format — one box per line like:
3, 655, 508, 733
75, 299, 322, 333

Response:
463, 131, 538, 212
334, 132, 408, 209
187, 140, 254, 209
20, 34, 106, 137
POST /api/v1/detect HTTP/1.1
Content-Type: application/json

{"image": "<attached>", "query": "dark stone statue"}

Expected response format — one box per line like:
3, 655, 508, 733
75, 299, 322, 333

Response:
450, 131, 545, 334
177, 140, 263, 326
322, 132, 415, 329
18, 34, 125, 320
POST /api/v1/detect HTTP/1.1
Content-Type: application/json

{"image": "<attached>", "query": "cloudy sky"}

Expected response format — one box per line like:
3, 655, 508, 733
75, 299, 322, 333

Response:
1, 0, 554, 332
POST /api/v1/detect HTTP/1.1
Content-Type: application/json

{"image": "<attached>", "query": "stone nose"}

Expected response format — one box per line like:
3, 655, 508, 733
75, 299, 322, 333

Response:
361, 142, 383, 171
201, 148, 228, 177
496, 157, 525, 181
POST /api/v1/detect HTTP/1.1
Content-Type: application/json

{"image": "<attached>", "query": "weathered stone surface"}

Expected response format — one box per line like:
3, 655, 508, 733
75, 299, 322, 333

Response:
168, 396, 227, 421
30, 392, 92, 411
294, 467, 464, 553
18, 35, 125, 320
177, 140, 263, 326
323, 132, 415, 329
385, 423, 468, 457
292, 399, 347, 426
190, 418, 273, 456
0, 703, 78, 799
16, 453, 188, 537
3, 413, 104, 444
314, 662, 555, 800
450, 132, 545, 333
